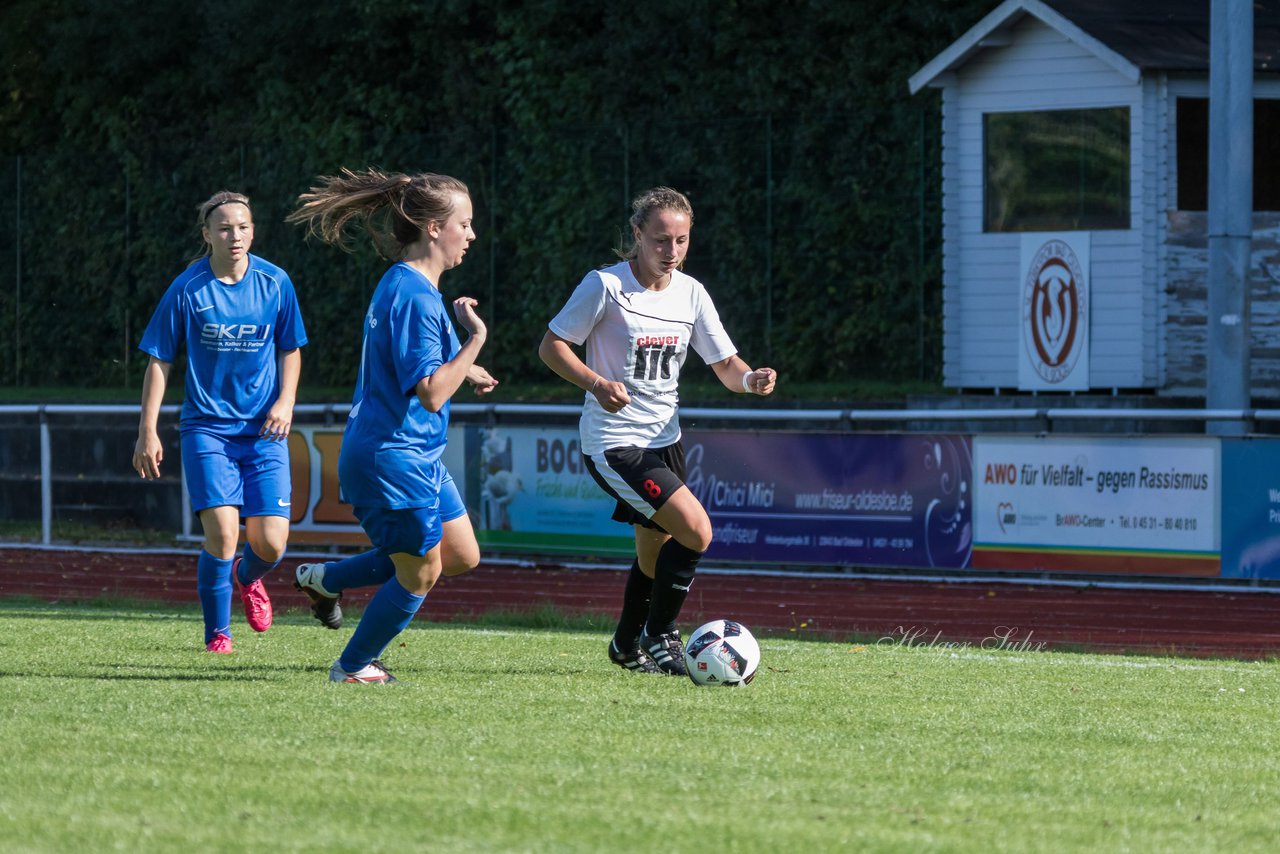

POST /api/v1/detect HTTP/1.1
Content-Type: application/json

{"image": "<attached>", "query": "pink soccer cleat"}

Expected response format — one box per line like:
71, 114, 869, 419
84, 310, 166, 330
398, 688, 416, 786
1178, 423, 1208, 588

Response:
234, 558, 273, 632
206, 634, 233, 654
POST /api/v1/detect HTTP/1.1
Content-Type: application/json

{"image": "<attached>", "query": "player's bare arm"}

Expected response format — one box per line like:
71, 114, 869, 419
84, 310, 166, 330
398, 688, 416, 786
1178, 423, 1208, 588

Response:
417, 297, 488, 412
467, 363, 499, 395
133, 356, 172, 479
538, 330, 631, 413
711, 355, 777, 396
261, 348, 301, 440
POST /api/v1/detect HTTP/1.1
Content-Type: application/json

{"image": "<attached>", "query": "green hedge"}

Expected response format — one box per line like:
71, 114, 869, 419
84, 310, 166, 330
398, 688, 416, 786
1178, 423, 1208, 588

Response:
0, 0, 991, 393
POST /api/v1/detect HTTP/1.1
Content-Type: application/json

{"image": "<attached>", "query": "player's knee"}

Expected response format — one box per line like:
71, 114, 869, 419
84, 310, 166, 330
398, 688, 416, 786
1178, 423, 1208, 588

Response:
678, 535, 711, 554
250, 539, 286, 564
438, 533, 480, 576
400, 568, 441, 596
443, 550, 481, 577
681, 519, 713, 553
662, 510, 712, 553
202, 531, 238, 560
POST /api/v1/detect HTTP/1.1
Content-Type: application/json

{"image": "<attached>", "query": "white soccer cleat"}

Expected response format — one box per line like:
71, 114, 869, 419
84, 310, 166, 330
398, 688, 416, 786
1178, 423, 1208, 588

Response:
328, 659, 397, 684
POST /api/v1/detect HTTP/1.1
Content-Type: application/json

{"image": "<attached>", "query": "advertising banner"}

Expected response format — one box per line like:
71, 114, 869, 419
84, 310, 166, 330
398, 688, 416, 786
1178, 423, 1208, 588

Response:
276, 425, 973, 569
1220, 439, 1280, 579
684, 431, 973, 568
459, 428, 974, 568
279, 425, 1241, 580
459, 424, 633, 557
973, 436, 1219, 575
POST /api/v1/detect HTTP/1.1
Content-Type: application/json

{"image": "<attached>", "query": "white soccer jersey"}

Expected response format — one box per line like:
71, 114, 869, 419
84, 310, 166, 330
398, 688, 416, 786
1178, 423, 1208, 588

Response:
548, 260, 737, 456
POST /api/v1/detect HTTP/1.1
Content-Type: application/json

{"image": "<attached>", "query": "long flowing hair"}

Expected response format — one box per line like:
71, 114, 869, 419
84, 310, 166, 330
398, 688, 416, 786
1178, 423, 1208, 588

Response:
286, 167, 469, 259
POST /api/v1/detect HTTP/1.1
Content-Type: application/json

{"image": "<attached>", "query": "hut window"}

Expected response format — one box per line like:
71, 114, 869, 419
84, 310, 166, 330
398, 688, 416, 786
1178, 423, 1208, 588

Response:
1176, 97, 1280, 212
984, 107, 1130, 232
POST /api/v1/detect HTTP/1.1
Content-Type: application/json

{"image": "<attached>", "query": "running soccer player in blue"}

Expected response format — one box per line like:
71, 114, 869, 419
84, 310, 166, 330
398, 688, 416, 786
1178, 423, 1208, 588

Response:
286, 168, 497, 684
133, 191, 308, 654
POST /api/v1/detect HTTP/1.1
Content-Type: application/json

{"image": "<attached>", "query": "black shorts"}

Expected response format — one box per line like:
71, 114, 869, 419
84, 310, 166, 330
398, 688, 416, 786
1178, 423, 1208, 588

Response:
583, 442, 687, 531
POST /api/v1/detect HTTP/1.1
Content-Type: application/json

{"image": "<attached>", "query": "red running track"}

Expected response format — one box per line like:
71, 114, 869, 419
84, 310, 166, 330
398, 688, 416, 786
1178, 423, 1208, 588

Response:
2, 547, 1279, 659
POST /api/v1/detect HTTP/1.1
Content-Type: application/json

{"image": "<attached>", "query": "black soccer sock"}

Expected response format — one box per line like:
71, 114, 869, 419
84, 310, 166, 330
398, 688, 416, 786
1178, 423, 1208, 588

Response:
613, 559, 652, 649
646, 539, 703, 637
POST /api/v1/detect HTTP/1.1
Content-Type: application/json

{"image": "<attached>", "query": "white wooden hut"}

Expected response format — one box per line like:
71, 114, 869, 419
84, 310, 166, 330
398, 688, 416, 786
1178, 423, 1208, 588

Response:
909, 0, 1280, 396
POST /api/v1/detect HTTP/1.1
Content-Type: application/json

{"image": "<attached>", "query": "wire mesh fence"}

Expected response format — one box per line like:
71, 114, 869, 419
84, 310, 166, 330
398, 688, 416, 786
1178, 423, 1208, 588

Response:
0, 109, 943, 390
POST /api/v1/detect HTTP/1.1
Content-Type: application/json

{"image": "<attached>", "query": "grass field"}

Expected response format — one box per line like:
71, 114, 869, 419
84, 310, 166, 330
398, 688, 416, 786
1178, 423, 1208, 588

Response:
1, 599, 1277, 853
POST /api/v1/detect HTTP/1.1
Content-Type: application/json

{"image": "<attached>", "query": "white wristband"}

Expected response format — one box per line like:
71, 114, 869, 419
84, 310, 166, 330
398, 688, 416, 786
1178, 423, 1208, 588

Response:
590, 376, 602, 393
742, 370, 754, 394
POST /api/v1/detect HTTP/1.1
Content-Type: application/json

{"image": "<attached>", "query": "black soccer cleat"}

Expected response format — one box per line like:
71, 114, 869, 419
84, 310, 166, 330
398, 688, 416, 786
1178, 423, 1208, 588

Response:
294, 562, 344, 630
639, 628, 687, 676
608, 638, 661, 674
305, 592, 343, 630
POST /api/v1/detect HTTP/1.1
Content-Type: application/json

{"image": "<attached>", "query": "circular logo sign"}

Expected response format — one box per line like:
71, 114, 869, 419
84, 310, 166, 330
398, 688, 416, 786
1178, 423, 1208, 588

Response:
1023, 239, 1086, 384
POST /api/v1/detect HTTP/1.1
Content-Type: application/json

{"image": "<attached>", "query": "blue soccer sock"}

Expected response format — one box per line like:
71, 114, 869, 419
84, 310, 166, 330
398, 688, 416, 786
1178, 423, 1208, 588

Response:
338, 576, 426, 673
236, 542, 278, 587
320, 549, 396, 594
196, 549, 234, 643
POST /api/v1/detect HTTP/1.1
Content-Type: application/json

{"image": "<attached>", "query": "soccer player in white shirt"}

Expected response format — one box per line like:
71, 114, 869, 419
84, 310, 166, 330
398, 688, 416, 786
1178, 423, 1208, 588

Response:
540, 187, 777, 675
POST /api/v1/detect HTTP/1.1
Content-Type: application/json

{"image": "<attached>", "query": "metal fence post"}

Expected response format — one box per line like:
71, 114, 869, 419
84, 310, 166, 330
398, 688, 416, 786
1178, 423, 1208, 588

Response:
14, 155, 21, 385
39, 406, 51, 545
1206, 0, 1253, 434
764, 112, 774, 362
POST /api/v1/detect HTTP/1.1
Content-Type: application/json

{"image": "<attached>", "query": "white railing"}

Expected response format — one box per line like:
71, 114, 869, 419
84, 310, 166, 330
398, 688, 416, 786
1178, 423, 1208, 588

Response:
5, 402, 1280, 546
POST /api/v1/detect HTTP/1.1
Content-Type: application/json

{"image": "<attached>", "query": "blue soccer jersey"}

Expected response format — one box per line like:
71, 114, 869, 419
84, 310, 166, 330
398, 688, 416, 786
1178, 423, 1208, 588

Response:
338, 263, 461, 509
139, 255, 309, 436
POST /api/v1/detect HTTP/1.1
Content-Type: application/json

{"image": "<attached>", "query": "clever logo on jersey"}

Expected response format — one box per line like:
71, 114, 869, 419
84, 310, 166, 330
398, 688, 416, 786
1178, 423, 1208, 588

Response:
633, 334, 681, 382
201, 323, 271, 353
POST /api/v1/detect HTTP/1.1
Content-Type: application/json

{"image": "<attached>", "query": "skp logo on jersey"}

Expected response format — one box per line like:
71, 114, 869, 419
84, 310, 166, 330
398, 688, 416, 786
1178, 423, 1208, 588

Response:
202, 323, 272, 341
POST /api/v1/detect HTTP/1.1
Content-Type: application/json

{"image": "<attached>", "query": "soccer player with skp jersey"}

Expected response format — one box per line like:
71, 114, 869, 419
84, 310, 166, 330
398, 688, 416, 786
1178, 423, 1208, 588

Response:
133, 191, 308, 654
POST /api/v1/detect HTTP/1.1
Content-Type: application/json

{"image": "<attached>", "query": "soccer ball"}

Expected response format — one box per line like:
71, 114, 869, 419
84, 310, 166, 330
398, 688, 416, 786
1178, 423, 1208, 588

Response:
683, 619, 760, 687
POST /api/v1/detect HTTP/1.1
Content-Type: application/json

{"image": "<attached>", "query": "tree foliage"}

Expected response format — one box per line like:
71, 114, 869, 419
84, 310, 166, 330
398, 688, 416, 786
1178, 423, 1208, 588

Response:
0, 0, 992, 393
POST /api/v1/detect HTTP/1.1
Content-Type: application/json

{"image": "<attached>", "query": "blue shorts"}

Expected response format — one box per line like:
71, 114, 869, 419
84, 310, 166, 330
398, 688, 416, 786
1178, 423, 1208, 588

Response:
439, 469, 466, 523
354, 505, 443, 557
182, 430, 291, 517
352, 466, 466, 556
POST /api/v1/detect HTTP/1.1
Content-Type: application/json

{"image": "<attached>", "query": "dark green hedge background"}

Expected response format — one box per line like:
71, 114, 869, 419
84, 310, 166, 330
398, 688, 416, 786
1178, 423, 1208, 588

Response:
0, 0, 990, 394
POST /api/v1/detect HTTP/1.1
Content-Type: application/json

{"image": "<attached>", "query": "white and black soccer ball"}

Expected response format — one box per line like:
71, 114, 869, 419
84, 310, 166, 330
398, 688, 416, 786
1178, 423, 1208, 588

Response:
683, 619, 760, 687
